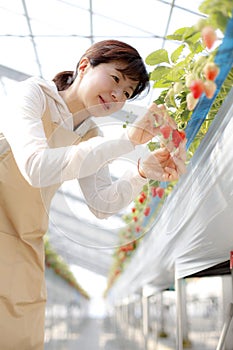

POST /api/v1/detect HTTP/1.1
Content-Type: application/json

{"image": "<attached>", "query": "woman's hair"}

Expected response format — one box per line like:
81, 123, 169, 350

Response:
53, 40, 149, 99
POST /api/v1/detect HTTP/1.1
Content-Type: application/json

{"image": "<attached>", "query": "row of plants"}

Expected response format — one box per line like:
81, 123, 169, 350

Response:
44, 235, 90, 299
105, 0, 233, 293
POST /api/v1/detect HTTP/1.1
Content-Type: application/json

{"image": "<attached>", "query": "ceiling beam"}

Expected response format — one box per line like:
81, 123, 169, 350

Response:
0, 65, 30, 81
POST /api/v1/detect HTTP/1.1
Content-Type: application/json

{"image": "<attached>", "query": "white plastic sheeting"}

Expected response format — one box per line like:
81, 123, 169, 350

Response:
108, 88, 233, 303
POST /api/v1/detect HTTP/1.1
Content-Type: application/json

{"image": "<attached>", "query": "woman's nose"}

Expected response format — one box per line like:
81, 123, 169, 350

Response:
111, 89, 124, 102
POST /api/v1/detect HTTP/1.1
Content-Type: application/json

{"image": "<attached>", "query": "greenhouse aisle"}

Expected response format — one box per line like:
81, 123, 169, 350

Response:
44, 315, 145, 350
44, 313, 221, 350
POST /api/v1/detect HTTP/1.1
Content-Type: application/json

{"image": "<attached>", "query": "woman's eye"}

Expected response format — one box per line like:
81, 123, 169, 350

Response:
124, 91, 130, 99
112, 75, 119, 83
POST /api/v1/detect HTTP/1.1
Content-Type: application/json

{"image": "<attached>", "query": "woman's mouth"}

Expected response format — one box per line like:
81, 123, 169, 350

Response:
99, 96, 110, 110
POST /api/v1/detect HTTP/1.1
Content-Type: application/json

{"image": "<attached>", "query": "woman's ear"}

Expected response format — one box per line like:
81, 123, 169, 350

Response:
78, 57, 90, 76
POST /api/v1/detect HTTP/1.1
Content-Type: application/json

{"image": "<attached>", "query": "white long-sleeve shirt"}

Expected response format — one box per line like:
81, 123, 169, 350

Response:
0, 77, 147, 218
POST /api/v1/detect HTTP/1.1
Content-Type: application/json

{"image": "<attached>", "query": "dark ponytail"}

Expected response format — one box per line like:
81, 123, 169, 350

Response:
52, 70, 75, 91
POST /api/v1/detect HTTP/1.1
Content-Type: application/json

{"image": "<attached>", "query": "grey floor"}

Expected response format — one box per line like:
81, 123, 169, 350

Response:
44, 316, 145, 350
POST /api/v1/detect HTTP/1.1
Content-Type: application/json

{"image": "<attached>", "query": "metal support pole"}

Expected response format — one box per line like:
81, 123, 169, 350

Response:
142, 294, 149, 350
216, 302, 233, 350
216, 255, 233, 350
125, 301, 129, 338
114, 305, 119, 334
158, 292, 167, 337
176, 278, 183, 350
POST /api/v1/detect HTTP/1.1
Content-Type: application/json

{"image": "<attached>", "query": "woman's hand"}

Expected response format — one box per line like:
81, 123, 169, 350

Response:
139, 140, 187, 182
127, 103, 177, 146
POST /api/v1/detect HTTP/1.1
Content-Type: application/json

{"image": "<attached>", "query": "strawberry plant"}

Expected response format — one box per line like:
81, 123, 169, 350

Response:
106, 0, 233, 292
44, 235, 90, 298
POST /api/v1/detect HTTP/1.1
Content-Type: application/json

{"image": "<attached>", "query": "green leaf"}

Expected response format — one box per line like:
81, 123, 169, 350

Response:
171, 44, 185, 63
182, 27, 197, 40
153, 80, 172, 88
187, 31, 201, 44
166, 26, 198, 43
150, 66, 171, 81
187, 42, 203, 54
166, 33, 183, 41
180, 109, 191, 121
147, 141, 158, 152
154, 91, 169, 105
166, 66, 186, 82
173, 27, 191, 36
165, 90, 177, 108
212, 11, 228, 32
145, 49, 170, 65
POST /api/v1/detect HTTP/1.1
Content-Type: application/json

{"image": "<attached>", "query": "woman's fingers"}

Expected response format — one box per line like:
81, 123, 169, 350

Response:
152, 147, 186, 177
152, 148, 170, 162
173, 156, 187, 175
149, 103, 177, 130
128, 108, 165, 145
172, 139, 187, 174
163, 166, 179, 181
174, 139, 187, 160
128, 102, 181, 145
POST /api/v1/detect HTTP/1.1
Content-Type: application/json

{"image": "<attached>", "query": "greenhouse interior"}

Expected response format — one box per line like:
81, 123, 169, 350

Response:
0, 0, 233, 349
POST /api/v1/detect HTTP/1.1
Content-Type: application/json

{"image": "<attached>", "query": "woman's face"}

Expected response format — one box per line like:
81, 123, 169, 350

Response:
77, 59, 139, 117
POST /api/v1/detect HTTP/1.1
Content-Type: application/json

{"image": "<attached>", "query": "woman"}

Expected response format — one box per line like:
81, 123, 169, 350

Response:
0, 40, 186, 349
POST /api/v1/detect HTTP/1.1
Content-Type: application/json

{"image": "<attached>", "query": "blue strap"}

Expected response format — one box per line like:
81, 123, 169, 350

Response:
185, 13, 233, 148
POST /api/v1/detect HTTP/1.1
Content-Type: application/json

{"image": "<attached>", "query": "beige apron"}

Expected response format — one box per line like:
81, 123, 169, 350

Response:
0, 103, 98, 349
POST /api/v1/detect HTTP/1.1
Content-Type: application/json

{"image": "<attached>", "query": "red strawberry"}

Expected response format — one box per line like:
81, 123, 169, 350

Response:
115, 269, 121, 276
160, 124, 172, 139
203, 62, 219, 81
133, 216, 138, 222
131, 207, 136, 213
204, 80, 217, 99
139, 196, 145, 204
120, 243, 133, 252
156, 187, 165, 198
172, 129, 183, 148
201, 26, 217, 50
178, 130, 186, 140
151, 186, 157, 197
190, 79, 204, 99
124, 243, 134, 251
136, 226, 141, 233
141, 192, 146, 199
139, 192, 146, 203
144, 207, 150, 216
